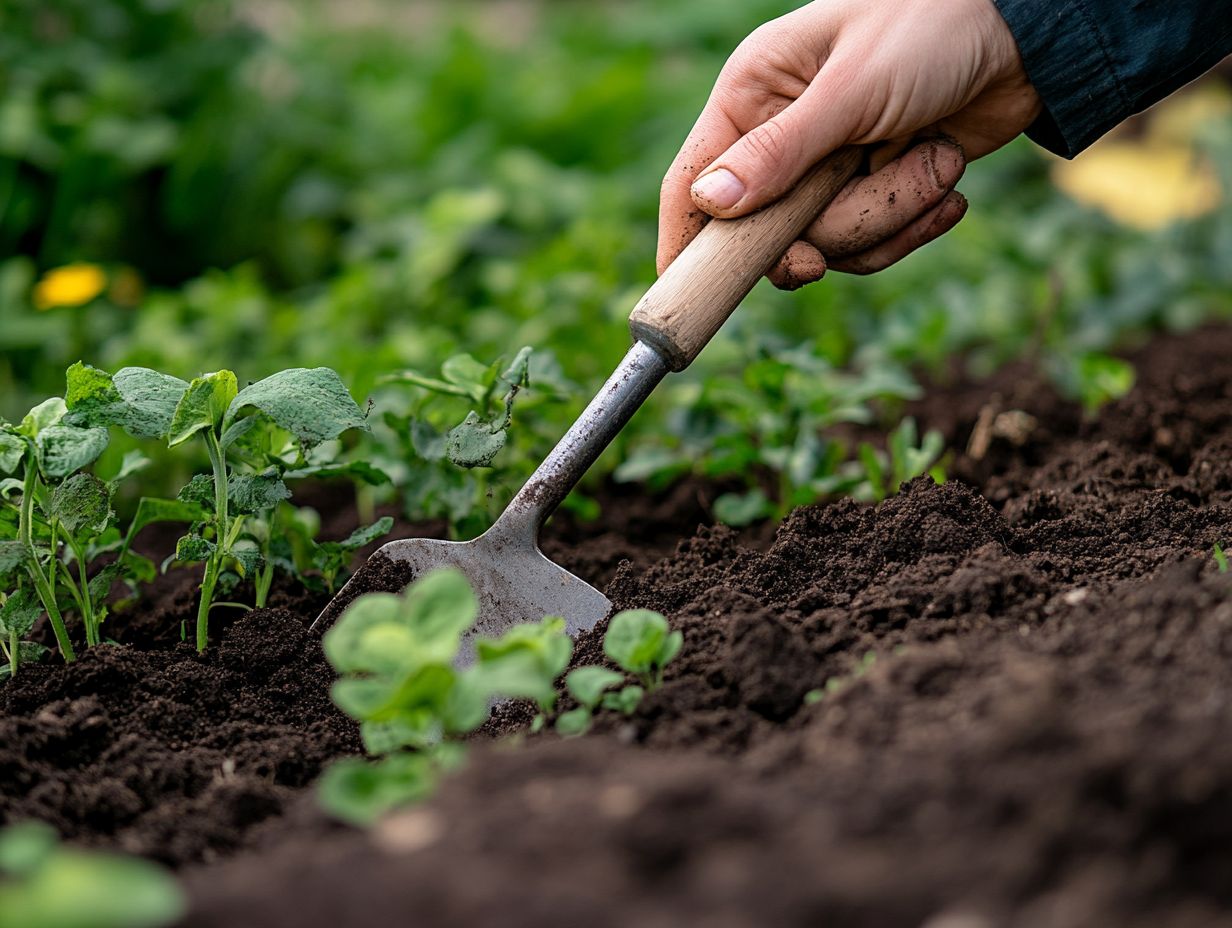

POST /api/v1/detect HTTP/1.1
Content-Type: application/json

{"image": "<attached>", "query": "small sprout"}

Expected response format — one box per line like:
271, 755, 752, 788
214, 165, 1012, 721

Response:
0, 821, 184, 928
320, 568, 573, 825
1215, 543, 1228, 574
602, 608, 682, 690
555, 666, 624, 737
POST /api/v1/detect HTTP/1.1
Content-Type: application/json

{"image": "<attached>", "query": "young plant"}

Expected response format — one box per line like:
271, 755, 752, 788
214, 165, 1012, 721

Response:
0, 373, 160, 659
556, 608, 681, 736
1215, 542, 1228, 573
0, 588, 48, 679
0, 821, 184, 928
319, 567, 572, 825
854, 417, 946, 503
68, 363, 372, 650
269, 506, 394, 596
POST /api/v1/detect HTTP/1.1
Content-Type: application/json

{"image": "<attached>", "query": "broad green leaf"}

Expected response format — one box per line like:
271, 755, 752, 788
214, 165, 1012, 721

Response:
231, 540, 264, 578
565, 666, 623, 708
0, 540, 28, 577
167, 371, 238, 447
329, 517, 394, 553
49, 473, 112, 535
401, 568, 478, 662
603, 609, 676, 676
0, 588, 41, 638
228, 473, 290, 514
174, 533, 214, 563
224, 368, 367, 450
475, 616, 571, 680
176, 474, 216, 510
331, 676, 402, 719
0, 432, 25, 474
317, 754, 437, 826
282, 461, 391, 485
0, 829, 185, 928
111, 368, 190, 438
445, 412, 506, 468
554, 707, 592, 737
440, 353, 493, 401
125, 498, 208, 546
35, 426, 109, 479
601, 684, 645, 715
712, 489, 772, 527
465, 650, 558, 708
64, 362, 122, 420
19, 398, 66, 438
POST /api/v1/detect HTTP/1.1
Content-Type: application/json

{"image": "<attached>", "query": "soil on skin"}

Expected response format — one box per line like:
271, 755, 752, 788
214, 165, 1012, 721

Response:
5, 326, 1232, 927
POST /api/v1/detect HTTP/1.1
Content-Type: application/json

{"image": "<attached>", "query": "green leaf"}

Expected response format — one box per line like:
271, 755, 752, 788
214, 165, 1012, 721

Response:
19, 398, 66, 439
317, 753, 437, 826
464, 650, 558, 709
228, 473, 290, 514
125, 498, 208, 547
224, 368, 367, 451
331, 517, 394, 552
35, 426, 109, 479
0, 540, 28, 578
174, 533, 215, 563
565, 666, 624, 708
601, 684, 645, 715
231, 540, 264, 577
603, 609, 679, 678
63, 365, 191, 439
554, 707, 592, 737
445, 412, 507, 468
0, 822, 57, 875
176, 475, 216, 510
475, 616, 572, 680
0, 825, 185, 928
167, 370, 238, 447
49, 474, 112, 535
110, 450, 151, 484
0, 588, 42, 638
282, 461, 391, 485
440, 353, 493, 402
0, 431, 25, 475
712, 488, 772, 526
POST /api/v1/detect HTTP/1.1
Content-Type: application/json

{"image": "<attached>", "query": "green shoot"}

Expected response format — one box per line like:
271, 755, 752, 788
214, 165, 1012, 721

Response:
319, 568, 573, 825
0, 588, 48, 679
602, 608, 682, 690
1215, 543, 1228, 573
0, 821, 184, 928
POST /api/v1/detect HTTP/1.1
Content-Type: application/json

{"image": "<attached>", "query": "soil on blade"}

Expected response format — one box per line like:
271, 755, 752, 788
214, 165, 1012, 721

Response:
6, 326, 1232, 927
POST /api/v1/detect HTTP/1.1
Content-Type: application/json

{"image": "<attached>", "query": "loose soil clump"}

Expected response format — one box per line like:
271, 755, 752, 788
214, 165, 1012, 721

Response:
6, 326, 1232, 927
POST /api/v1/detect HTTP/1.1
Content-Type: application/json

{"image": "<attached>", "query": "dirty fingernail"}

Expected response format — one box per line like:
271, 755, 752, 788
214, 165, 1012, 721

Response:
691, 169, 745, 211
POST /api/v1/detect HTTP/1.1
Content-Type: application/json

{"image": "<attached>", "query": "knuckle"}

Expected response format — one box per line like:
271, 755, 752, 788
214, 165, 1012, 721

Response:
742, 119, 794, 166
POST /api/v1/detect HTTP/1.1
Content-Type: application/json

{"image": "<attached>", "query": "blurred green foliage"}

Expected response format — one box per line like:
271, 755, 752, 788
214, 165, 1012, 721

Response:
1, 0, 1230, 524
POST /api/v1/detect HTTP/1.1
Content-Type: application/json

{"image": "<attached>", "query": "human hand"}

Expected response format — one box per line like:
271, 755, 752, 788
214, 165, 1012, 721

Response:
658, 0, 1042, 288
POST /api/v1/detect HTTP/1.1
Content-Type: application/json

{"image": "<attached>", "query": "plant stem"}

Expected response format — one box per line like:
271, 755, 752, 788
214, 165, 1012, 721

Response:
65, 534, 96, 646
7, 631, 16, 677
196, 431, 230, 653
19, 465, 75, 662
254, 506, 276, 609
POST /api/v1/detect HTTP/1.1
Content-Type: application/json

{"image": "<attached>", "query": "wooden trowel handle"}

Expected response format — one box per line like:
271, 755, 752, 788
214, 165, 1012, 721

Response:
629, 146, 863, 371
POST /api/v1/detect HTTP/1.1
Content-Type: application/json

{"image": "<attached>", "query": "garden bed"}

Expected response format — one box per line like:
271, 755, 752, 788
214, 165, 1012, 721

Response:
6, 326, 1232, 927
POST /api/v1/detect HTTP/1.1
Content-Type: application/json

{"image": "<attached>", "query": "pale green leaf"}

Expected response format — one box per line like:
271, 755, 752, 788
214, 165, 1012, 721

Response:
167, 371, 238, 447
224, 368, 367, 451
36, 426, 109, 478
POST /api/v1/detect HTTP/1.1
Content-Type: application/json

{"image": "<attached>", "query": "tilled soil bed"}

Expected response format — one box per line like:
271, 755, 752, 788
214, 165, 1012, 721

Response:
6, 326, 1232, 927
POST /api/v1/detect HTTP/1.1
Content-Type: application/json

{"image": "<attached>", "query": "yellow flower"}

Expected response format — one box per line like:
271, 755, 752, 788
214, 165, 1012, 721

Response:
33, 263, 108, 311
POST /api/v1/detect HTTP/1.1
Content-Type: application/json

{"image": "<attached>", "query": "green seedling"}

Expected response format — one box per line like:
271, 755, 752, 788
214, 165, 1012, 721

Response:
1215, 543, 1228, 573
602, 608, 682, 689
270, 506, 394, 596
320, 567, 573, 825
68, 363, 371, 651
0, 821, 184, 928
804, 651, 878, 704
555, 666, 640, 737
855, 417, 946, 503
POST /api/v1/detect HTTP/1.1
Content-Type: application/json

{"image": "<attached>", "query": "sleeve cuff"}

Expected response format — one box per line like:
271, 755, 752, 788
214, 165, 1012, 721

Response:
990, 0, 1133, 158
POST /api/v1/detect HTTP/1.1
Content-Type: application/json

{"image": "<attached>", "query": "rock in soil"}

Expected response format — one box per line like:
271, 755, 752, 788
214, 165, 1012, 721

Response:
7, 326, 1232, 928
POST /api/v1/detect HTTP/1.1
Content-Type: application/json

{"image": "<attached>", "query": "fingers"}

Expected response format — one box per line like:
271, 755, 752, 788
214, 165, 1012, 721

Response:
766, 241, 827, 291
827, 190, 968, 275
805, 139, 966, 259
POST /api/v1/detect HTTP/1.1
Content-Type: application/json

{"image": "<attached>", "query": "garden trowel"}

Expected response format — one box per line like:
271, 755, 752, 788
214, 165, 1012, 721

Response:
312, 149, 862, 654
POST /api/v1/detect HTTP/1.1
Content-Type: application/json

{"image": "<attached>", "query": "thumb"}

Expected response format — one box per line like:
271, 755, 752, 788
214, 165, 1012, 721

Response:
690, 76, 862, 218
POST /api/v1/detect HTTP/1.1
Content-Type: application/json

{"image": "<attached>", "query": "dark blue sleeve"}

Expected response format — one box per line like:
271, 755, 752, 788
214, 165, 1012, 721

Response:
991, 0, 1232, 157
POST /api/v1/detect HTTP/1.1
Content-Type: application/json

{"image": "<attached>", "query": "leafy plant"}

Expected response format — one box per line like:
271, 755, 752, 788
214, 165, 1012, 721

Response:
0, 375, 161, 659
0, 821, 184, 928
319, 567, 573, 825
602, 608, 683, 690
61, 362, 372, 651
854, 417, 947, 503
271, 507, 394, 597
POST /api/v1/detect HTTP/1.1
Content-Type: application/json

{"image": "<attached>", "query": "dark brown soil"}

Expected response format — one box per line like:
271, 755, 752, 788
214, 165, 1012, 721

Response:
7, 326, 1232, 927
